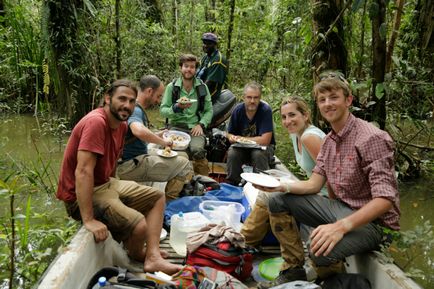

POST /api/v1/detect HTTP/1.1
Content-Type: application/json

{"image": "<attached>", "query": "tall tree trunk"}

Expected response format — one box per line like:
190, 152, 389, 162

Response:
46, 0, 95, 125
257, 2, 287, 83
205, 0, 216, 23
172, 0, 178, 47
47, 0, 79, 121
311, 0, 348, 127
226, 0, 235, 68
0, 0, 4, 23
143, 0, 162, 23
311, 0, 348, 77
356, 0, 367, 79
386, 0, 405, 73
416, 0, 434, 69
9, 194, 15, 289
188, 0, 194, 51
370, 0, 387, 129
415, 0, 434, 116
115, 0, 121, 78
257, 32, 283, 83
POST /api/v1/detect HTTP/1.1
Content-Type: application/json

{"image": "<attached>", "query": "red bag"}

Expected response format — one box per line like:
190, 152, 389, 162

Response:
185, 242, 253, 281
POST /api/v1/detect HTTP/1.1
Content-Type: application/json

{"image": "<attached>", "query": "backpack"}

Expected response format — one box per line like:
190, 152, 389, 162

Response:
185, 242, 254, 281
170, 265, 206, 289
320, 273, 372, 289
201, 267, 248, 289
265, 281, 320, 289
171, 79, 208, 114
206, 129, 230, 163
166, 79, 208, 130
86, 267, 175, 289
190, 175, 221, 193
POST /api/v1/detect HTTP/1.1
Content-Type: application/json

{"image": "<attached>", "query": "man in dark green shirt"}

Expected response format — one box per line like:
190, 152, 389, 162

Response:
196, 32, 228, 104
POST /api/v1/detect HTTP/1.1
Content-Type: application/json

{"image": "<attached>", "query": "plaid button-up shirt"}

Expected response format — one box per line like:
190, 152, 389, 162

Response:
313, 114, 400, 230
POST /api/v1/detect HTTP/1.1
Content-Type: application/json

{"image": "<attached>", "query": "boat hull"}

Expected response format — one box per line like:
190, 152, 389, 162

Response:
36, 161, 422, 289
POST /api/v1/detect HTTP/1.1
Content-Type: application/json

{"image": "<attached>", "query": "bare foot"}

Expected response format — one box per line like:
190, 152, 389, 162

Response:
144, 255, 183, 275
131, 249, 169, 262
160, 249, 169, 259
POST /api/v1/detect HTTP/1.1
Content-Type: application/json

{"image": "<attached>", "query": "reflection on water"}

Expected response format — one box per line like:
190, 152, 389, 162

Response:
0, 114, 433, 288
399, 179, 434, 288
0, 114, 71, 288
0, 114, 68, 216
0, 114, 65, 166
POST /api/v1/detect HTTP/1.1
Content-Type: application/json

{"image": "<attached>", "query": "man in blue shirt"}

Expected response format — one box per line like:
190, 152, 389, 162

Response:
226, 82, 275, 185
117, 75, 194, 200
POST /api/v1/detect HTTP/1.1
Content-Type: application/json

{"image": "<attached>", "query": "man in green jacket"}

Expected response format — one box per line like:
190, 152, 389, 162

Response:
196, 32, 228, 104
160, 54, 213, 176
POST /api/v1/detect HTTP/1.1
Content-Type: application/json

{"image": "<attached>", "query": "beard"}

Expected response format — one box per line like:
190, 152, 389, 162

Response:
182, 72, 194, 81
109, 103, 131, 121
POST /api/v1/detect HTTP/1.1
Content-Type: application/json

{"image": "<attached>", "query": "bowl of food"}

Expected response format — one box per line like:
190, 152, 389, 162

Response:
163, 130, 191, 150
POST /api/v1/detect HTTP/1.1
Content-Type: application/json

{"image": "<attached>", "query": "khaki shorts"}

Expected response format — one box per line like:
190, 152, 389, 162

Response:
65, 178, 164, 242
117, 152, 192, 183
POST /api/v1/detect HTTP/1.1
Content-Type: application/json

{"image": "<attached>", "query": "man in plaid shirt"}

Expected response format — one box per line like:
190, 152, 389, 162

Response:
256, 74, 400, 288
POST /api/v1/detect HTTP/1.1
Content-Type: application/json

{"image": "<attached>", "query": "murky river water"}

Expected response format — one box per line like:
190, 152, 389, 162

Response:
0, 114, 433, 288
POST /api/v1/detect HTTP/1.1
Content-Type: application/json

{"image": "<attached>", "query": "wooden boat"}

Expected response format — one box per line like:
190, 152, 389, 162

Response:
36, 160, 422, 289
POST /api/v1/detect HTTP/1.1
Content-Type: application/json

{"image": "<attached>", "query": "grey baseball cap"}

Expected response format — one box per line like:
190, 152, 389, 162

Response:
201, 32, 218, 43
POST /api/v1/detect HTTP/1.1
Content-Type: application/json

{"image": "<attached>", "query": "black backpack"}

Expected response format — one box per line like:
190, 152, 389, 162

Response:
206, 129, 230, 162
320, 273, 372, 289
86, 267, 176, 289
166, 79, 208, 129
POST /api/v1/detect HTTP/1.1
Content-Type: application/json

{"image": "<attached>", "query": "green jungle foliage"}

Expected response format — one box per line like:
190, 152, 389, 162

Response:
0, 0, 433, 288
0, 149, 78, 289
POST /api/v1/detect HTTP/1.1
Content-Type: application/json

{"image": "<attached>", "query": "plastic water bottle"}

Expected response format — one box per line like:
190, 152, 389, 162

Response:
169, 212, 187, 256
92, 276, 110, 288
242, 164, 253, 173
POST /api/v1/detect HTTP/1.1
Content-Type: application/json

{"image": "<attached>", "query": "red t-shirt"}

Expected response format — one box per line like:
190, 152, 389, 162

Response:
56, 108, 127, 202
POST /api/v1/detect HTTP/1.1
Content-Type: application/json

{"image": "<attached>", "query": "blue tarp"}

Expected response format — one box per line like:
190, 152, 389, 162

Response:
205, 183, 244, 203
164, 183, 243, 227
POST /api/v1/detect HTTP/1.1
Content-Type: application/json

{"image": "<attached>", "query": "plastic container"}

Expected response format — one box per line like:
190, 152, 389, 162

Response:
199, 200, 245, 231
169, 212, 209, 256
259, 257, 284, 280
162, 130, 191, 150
91, 276, 110, 288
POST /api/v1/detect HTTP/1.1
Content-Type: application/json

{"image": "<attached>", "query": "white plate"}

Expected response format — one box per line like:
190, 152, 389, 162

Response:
240, 172, 280, 188
160, 228, 167, 241
236, 138, 256, 145
176, 98, 197, 104
157, 149, 178, 158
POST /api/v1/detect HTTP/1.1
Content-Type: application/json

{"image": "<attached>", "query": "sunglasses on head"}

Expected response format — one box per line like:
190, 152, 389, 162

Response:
319, 72, 349, 85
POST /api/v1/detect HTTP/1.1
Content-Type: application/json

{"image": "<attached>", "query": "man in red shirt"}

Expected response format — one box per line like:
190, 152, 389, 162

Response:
255, 74, 400, 288
57, 79, 181, 275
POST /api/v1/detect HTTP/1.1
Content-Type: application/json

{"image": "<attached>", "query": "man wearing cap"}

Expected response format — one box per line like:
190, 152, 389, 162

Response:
196, 32, 228, 104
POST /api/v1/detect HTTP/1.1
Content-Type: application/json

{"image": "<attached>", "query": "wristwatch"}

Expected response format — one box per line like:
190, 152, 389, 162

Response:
199, 123, 206, 130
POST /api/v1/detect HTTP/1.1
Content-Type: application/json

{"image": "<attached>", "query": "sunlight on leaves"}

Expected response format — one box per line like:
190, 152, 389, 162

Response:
375, 83, 385, 99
